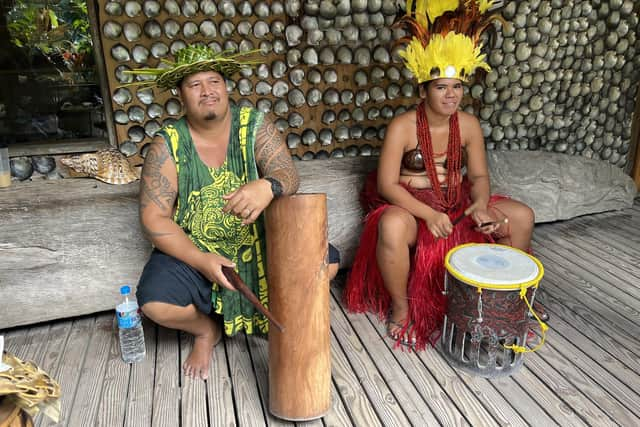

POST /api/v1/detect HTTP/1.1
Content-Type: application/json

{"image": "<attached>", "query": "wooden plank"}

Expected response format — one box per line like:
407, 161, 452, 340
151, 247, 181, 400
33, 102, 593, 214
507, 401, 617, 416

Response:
363, 308, 531, 427
332, 282, 500, 426
527, 345, 636, 426
539, 268, 640, 358
366, 311, 529, 427
539, 283, 640, 368
341, 306, 441, 426
542, 219, 640, 269
206, 336, 237, 427
322, 381, 355, 427
180, 333, 208, 427
415, 348, 500, 426
2, 324, 49, 364
531, 323, 640, 415
524, 354, 615, 425
245, 335, 294, 427
2, 324, 52, 426
355, 313, 464, 426
226, 334, 267, 426
488, 371, 561, 426
40, 317, 94, 427
33, 321, 74, 427
327, 329, 382, 427
123, 318, 157, 427
328, 296, 412, 426
66, 314, 115, 427
151, 327, 180, 427
2, 325, 34, 360
532, 246, 640, 334
542, 295, 640, 376
587, 214, 640, 242
534, 228, 640, 302
95, 316, 130, 427
17, 324, 51, 367
452, 371, 529, 427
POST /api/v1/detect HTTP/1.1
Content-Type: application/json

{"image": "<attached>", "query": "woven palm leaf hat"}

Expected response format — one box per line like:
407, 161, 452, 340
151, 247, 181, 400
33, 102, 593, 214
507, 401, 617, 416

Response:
124, 45, 259, 90
395, 0, 506, 84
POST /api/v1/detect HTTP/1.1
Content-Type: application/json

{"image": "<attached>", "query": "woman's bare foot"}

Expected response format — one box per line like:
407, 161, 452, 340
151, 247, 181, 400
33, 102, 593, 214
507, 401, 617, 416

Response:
183, 317, 222, 380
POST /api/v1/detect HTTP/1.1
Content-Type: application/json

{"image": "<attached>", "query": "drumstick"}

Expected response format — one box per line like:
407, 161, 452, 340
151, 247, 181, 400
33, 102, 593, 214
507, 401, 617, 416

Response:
479, 218, 509, 228
221, 266, 286, 332
452, 212, 467, 225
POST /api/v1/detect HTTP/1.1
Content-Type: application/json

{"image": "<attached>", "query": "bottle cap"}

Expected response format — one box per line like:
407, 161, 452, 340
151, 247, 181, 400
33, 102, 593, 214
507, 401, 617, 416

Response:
120, 285, 131, 295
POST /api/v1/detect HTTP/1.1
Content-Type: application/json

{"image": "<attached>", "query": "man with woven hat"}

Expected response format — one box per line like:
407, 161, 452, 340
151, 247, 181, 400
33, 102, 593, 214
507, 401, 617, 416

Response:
130, 46, 338, 380
344, 0, 539, 350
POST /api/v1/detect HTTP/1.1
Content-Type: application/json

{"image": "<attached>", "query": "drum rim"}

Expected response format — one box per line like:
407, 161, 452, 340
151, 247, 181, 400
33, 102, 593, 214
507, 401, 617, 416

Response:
444, 243, 544, 290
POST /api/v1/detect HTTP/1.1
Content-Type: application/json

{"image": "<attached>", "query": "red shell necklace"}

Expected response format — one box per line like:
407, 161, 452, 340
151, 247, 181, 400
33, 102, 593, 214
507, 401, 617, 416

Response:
416, 101, 462, 210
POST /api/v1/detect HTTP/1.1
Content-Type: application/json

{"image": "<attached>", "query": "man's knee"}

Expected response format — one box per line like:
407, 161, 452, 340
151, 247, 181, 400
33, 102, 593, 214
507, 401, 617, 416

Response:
141, 301, 196, 324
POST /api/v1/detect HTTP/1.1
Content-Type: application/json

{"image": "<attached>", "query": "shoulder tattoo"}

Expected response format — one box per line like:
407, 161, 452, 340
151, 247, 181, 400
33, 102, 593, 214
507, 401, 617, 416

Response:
139, 142, 177, 213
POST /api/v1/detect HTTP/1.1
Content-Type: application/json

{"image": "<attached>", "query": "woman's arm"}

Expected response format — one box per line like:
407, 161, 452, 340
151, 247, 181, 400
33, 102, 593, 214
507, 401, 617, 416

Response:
463, 112, 490, 209
462, 113, 495, 228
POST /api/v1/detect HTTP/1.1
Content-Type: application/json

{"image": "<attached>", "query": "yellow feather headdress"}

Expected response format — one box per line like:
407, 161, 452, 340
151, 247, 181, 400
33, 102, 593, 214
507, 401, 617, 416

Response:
395, 0, 505, 83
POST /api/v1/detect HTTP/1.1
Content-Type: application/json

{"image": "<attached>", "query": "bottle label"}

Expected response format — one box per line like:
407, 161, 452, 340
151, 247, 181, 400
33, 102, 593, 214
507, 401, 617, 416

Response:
117, 304, 141, 329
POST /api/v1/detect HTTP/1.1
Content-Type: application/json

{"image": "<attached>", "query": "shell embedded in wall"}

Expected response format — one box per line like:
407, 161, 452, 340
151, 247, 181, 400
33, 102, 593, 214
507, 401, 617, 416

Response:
60, 149, 140, 184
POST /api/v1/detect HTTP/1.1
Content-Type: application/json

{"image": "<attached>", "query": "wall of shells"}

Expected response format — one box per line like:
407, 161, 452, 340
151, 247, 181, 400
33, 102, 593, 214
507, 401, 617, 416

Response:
99, 0, 415, 164
96, 0, 640, 169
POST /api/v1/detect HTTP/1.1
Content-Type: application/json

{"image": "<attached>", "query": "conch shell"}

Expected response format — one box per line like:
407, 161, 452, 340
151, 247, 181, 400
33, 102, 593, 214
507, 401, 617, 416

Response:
60, 148, 140, 184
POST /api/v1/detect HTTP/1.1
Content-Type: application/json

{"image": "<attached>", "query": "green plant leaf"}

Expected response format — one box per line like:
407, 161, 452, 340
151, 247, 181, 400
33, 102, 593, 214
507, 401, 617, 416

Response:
49, 9, 59, 28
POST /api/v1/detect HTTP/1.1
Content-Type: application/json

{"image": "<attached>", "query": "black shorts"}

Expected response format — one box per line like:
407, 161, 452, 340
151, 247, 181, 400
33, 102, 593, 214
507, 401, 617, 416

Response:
136, 244, 340, 312
136, 249, 214, 314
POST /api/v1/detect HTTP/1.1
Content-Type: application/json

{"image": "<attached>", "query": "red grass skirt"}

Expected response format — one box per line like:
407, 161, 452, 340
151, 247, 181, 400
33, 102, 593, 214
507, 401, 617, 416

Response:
344, 172, 506, 350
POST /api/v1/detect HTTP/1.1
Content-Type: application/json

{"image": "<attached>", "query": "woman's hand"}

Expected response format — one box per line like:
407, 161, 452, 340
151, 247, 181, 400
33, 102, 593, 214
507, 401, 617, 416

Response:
425, 211, 453, 239
466, 203, 499, 235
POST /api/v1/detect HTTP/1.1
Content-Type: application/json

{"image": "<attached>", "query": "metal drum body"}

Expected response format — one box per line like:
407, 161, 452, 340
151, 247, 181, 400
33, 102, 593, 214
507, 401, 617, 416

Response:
440, 244, 544, 378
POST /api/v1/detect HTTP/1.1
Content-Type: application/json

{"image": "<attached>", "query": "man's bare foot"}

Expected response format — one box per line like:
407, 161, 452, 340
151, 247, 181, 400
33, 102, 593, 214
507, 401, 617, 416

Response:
183, 318, 222, 380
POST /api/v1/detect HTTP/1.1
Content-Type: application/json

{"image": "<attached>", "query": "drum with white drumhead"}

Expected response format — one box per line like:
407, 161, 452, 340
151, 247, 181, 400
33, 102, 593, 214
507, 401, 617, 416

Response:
440, 243, 544, 377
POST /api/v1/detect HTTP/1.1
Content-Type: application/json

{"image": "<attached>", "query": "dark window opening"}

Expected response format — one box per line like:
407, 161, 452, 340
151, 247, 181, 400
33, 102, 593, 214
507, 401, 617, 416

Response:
0, 0, 108, 153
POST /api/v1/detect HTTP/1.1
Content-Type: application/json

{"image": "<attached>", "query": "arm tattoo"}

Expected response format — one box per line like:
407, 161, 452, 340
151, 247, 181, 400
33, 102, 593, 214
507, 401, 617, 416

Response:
255, 119, 299, 194
140, 142, 177, 214
140, 221, 175, 239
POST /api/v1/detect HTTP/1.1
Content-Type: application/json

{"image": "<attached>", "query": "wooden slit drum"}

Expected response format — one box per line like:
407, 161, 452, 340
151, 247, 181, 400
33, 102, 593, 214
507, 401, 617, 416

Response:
265, 194, 331, 421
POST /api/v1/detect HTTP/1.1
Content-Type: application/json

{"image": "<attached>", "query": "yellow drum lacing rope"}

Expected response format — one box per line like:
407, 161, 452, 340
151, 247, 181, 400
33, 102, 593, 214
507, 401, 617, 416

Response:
502, 285, 549, 353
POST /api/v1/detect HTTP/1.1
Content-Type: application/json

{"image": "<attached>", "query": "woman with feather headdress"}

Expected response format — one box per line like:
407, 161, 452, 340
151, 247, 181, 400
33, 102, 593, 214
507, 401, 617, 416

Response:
344, 0, 540, 350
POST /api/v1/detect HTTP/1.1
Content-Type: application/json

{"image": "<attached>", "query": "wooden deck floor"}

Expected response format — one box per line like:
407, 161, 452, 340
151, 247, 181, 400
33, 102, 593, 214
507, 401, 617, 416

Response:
3, 199, 640, 427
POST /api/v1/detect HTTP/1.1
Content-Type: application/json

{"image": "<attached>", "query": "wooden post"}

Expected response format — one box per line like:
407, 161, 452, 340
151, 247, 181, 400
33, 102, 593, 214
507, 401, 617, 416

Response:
631, 82, 640, 190
265, 194, 331, 421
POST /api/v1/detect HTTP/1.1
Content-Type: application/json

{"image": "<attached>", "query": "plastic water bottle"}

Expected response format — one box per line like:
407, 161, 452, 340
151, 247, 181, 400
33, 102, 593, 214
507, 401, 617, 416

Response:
116, 285, 146, 363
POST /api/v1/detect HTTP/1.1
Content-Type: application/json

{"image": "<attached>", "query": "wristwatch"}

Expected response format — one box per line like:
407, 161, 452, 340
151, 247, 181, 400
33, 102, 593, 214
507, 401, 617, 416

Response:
264, 177, 283, 198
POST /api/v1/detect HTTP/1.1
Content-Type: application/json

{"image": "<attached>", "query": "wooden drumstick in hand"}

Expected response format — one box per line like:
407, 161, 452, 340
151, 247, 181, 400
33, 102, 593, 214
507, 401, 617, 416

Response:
479, 218, 509, 228
452, 212, 467, 225
221, 266, 286, 332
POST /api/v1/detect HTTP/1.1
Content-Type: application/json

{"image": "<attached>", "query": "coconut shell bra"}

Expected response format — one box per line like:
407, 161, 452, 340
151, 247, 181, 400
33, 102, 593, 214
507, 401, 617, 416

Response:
402, 144, 467, 173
